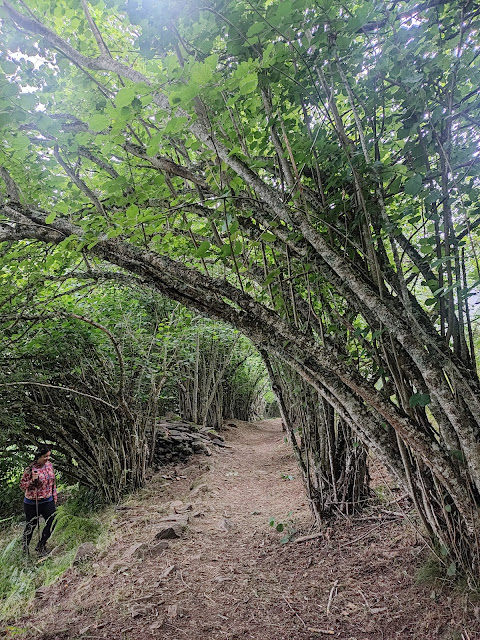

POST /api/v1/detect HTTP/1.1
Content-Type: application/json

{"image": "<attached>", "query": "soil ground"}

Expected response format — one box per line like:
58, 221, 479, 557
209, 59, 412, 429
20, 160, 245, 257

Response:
5, 419, 480, 640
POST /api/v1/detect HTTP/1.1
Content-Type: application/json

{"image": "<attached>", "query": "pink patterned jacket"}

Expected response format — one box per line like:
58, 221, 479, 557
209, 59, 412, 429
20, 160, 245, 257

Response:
20, 461, 57, 502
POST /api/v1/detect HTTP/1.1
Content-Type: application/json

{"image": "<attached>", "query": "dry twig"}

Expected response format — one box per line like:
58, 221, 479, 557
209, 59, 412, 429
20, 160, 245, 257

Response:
326, 580, 338, 616
295, 532, 323, 543
282, 595, 307, 628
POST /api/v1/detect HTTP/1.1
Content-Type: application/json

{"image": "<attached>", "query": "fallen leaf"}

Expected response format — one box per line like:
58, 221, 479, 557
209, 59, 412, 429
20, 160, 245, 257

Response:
160, 565, 177, 579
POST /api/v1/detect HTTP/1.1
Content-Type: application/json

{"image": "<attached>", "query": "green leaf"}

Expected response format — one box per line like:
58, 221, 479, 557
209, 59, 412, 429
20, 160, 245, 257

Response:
446, 562, 456, 577
430, 106, 443, 123
276, 1, 292, 18
404, 174, 423, 196
424, 190, 441, 204
194, 240, 210, 258
204, 54, 219, 70
126, 204, 139, 218
246, 22, 264, 38
107, 227, 123, 238
1, 61, 17, 75
19, 93, 38, 111
146, 133, 163, 156
238, 73, 258, 96
116, 87, 136, 108
168, 83, 199, 107
275, 523, 284, 532
389, 176, 402, 194
448, 449, 465, 463
45, 212, 57, 224
2, 83, 18, 98
260, 232, 276, 242
191, 62, 214, 85
164, 117, 189, 135
229, 220, 239, 234
263, 268, 280, 287
409, 393, 431, 407
133, 81, 153, 95
262, 42, 275, 66
89, 114, 110, 131
11, 135, 30, 150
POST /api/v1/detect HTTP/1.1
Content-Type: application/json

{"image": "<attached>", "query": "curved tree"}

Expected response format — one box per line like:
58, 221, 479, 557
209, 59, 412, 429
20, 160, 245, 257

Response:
1, 0, 480, 574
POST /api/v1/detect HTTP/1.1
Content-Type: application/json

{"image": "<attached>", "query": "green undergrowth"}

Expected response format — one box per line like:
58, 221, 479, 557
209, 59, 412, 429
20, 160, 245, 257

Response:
0, 496, 113, 623
415, 551, 480, 596
415, 554, 449, 585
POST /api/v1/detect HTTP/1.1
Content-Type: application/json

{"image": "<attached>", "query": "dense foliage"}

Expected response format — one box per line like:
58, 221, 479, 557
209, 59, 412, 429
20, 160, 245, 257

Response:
1, 0, 480, 576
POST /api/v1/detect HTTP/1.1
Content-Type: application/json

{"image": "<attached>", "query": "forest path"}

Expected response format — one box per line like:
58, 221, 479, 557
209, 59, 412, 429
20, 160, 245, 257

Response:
17, 419, 479, 640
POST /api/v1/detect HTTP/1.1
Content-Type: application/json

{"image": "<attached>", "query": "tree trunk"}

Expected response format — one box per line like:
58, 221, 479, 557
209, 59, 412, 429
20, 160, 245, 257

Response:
263, 353, 370, 522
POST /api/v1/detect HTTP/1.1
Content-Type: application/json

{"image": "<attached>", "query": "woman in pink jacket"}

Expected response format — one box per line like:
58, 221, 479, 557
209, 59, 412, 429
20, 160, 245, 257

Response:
20, 445, 57, 555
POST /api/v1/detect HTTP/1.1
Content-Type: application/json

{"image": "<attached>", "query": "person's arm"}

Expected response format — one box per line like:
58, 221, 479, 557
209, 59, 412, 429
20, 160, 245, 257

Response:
19, 467, 38, 491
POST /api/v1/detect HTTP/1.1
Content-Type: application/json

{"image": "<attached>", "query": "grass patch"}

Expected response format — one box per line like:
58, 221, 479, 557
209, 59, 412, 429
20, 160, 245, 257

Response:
415, 554, 445, 585
372, 484, 389, 503
53, 507, 102, 547
415, 552, 477, 593
0, 499, 111, 623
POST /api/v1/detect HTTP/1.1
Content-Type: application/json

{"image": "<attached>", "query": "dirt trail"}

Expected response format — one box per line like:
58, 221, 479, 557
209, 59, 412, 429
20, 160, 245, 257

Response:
14, 419, 480, 640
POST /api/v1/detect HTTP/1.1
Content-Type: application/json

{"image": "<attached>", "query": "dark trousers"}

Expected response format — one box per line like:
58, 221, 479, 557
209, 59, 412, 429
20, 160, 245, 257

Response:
23, 500, 56, 549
